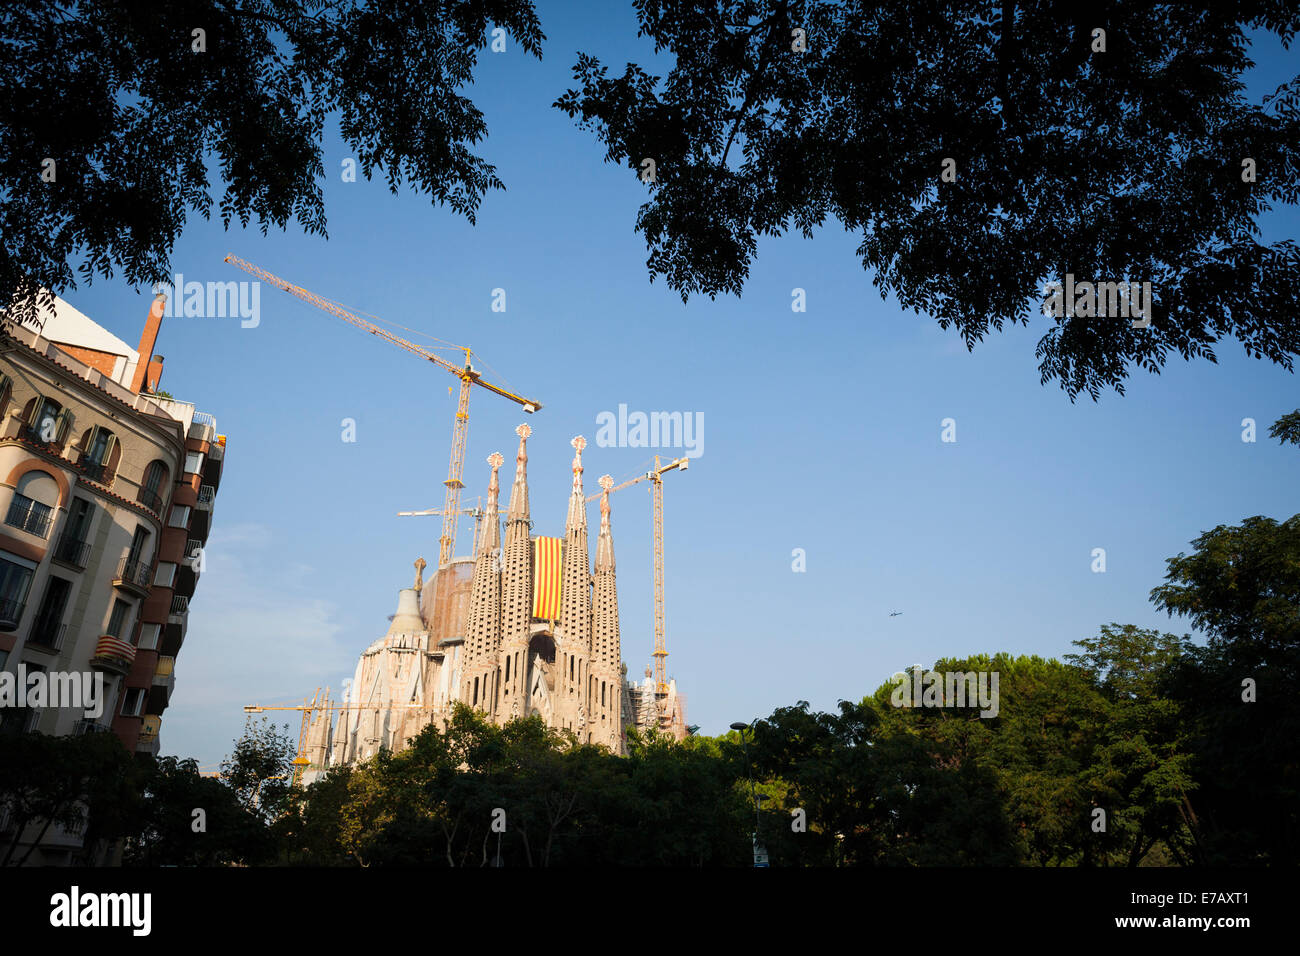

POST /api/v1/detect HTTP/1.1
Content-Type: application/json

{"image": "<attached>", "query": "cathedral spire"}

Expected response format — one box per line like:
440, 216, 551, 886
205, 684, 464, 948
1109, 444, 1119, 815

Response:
561, 436, 593, 659
481, 451, 504, 556
566, 435, 587, 530
595, 474, 615, 571
592, 473, 621, 674
506, 423, 530, 529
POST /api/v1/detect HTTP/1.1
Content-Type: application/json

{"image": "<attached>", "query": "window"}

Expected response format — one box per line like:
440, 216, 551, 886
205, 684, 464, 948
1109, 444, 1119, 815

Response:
27, 397, 72, 445
120, 688, 145, 718
139, 461, 168, 513
167, 505, 191, 529
106, 598, 133, 639
154, 562, 176, 588
127, 526, 150, 563
29, 576, 71, 648
67, 498, 93, 540
138, 623, 161, 651
142, 461, 166, 494
80, 425, 117, 482
0, 555, 36, 630
184, 451, 203, 474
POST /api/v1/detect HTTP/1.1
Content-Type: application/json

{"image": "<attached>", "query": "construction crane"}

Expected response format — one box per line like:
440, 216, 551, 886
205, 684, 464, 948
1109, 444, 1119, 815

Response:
244, 689, 424, 787
224, 255, 542, 569
587, 455, 690, 696
397, 498, 499, 557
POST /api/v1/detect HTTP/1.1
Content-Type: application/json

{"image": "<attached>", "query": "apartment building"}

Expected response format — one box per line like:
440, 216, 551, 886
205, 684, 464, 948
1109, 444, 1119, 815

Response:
0, 293, 224, 861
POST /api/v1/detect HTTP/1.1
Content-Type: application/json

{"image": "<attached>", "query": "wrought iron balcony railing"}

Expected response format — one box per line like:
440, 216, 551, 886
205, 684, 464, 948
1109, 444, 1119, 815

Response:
5, 493, 52, 538
53, 531, 91, 569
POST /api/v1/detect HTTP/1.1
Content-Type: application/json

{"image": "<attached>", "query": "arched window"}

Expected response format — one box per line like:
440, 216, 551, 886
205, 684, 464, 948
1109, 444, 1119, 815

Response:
139, 460, 168, 513
23, 396, 72, 447
5, 471, 58, 539
78, 426, 117, 483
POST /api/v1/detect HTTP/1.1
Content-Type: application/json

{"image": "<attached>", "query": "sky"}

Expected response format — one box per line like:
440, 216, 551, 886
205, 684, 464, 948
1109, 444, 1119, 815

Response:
55, 3, 1299, 768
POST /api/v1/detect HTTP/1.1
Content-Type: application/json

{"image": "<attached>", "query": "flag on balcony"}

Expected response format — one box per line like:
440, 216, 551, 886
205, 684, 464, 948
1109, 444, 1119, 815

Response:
531, 536, 562, 621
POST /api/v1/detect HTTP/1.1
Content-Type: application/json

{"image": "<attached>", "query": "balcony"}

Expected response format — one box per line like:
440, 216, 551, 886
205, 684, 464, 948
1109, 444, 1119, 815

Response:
112, 555, 152, 597
5, 494, 52, 538
170, 595, 189, 617
137, 714, 161, 754
137, 486, 163, 515
77, 453, 114, 486
196, 484, 215, 509
152, 655, 175, 698
52, 531, 91, 570
0, 596, 25, 632
89, 634, 136, 675
27, 619, 65, 652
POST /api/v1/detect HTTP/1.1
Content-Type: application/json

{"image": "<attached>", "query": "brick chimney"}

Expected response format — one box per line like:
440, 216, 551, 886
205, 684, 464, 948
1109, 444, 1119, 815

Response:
131, 295, 166, 393
146, 355, 164, 393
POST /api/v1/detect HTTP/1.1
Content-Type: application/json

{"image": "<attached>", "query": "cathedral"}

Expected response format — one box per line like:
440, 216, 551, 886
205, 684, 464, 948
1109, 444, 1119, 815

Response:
301, 424, 686, 779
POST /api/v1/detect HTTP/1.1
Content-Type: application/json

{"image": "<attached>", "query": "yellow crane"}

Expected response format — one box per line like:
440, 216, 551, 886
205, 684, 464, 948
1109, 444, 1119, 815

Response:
224, 255, 542, 569
244, 689, 424, 787
587, 455, 690, 696
397, 498, 499, 557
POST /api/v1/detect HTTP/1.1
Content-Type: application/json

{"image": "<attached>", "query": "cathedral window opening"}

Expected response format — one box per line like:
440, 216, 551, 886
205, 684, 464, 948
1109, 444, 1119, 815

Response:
505, 655, 510, 682
472, 676, 479, 707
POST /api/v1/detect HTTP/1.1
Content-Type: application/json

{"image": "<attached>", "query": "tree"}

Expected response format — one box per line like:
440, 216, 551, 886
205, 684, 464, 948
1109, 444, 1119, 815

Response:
557, 1, 1300, 399
0, 730, 139, 866
126, 755, 266, 866
221, 716, 296, 825
1065, 626, 1198, 866
1151, 514, 1300, 863
1269, 409, 1300, 447
0, 0, 544, 327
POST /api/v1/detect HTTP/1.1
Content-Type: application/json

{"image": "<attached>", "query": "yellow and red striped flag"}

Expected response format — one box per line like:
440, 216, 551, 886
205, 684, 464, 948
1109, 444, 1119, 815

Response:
531, 536, 563, 620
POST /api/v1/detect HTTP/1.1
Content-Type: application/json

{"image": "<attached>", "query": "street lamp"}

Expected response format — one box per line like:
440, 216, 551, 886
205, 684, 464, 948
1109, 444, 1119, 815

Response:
731, 720, 768, 867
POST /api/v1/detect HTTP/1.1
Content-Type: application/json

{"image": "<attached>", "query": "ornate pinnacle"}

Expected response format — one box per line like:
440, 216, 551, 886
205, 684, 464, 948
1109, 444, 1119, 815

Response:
598, 474, 614, 519
514, 423, 530, 469
486, 452, 504, 507
570, 435, 586, 492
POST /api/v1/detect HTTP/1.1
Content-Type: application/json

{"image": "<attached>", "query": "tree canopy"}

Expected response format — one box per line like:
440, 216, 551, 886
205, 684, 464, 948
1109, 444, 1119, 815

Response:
0, 0, 543, 326
557, 0, 1300, 398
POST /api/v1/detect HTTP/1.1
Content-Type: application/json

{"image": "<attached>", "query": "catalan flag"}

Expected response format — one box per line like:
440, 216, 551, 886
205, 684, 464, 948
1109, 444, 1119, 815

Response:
531, 536, 563, 621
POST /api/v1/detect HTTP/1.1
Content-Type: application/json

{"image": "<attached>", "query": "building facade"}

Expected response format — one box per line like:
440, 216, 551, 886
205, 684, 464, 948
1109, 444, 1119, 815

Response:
304, 425, 685, 778
0, 294, 224, 864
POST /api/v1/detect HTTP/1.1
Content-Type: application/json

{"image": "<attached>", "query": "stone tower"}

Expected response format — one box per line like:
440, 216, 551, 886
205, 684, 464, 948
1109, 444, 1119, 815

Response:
496, 424, 533, 717
591, 474, 622, 748
460, 451, 504, 713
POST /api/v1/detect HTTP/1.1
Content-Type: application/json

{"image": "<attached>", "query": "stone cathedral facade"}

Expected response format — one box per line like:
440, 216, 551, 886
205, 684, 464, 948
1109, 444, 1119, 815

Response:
302, 425, 686, 779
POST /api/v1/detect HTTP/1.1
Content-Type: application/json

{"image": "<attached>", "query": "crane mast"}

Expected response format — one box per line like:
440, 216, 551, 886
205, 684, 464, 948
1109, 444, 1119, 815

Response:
588, 455, 689, 696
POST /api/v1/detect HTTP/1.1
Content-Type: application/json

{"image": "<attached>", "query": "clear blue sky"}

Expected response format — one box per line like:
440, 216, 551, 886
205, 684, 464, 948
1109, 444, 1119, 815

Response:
60, 3, 1299, 768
